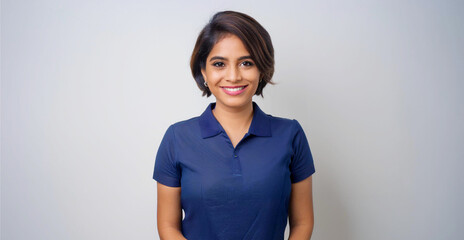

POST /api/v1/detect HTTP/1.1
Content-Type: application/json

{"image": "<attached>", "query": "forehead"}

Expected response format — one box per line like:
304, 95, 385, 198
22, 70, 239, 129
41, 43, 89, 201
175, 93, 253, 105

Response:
208, 34, 250, 58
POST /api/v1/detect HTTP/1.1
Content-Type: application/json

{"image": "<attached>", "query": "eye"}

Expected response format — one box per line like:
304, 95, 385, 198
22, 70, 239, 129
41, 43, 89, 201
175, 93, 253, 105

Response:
212, 62, 225, 67
240, 61, 254, 67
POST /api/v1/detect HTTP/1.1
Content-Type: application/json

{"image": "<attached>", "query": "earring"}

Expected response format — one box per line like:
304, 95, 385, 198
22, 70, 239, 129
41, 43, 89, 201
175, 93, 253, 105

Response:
204, 81, 208, 87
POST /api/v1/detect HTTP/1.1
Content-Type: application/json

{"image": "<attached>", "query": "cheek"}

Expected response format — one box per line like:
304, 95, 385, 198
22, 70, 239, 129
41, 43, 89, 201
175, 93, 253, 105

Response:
205, 69, 223, 81
244, 70, 261, 82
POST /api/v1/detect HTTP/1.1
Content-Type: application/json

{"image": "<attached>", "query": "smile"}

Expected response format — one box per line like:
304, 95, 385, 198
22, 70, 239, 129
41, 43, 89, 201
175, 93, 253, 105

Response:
221, 85, 248, 96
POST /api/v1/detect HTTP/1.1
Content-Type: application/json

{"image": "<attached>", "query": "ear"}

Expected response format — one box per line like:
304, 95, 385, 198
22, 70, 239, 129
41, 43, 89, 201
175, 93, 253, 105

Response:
201, 68, 207, 82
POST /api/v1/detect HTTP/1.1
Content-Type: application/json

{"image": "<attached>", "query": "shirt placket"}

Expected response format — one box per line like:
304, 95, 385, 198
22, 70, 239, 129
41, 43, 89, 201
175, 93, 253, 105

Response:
232, 151, 242, 176
230, 132, 251, 176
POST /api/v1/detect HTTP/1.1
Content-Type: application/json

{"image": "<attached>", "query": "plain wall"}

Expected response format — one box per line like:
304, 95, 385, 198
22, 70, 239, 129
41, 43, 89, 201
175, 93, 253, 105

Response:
2, 0, 463, 239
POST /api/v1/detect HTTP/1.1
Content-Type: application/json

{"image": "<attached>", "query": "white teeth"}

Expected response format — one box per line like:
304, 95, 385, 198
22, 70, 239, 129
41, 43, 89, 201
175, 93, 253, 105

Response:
223, 86, 245, 91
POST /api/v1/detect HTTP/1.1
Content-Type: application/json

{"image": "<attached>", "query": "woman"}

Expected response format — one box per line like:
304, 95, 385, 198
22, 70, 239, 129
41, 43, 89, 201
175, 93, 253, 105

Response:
153, 11, 315, 240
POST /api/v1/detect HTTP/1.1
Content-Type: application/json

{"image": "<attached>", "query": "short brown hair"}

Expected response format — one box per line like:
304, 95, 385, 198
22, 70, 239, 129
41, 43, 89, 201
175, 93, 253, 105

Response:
190, 11, 275, 97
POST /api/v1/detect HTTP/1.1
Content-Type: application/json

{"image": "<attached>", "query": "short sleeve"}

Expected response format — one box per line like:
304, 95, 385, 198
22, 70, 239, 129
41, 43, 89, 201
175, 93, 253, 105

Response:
290, 119, 316, 183
153, 125, 181, 187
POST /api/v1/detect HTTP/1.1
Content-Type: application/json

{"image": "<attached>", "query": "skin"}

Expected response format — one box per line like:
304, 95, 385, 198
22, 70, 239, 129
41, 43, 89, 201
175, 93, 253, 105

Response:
157, 184, 186, 240
157, 34, 314, 239
288, 176, 314, 240
201, 33, 261, 147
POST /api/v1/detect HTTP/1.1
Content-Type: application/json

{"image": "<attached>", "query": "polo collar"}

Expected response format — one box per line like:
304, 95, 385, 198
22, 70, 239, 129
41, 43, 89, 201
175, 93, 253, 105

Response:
199, 101, 272, 139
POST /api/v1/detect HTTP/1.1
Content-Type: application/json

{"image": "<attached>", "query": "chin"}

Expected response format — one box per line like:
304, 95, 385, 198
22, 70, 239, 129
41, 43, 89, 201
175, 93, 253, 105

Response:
217, 98, 253, 108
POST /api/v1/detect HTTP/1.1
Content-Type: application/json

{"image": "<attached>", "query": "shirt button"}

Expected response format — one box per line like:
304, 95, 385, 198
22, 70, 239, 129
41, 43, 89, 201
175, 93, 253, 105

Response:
234, 155, 238, 158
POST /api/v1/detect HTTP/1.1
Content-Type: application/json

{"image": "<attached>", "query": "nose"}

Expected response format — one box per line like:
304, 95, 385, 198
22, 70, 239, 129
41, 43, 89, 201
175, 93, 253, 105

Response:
226, 65, 242, 82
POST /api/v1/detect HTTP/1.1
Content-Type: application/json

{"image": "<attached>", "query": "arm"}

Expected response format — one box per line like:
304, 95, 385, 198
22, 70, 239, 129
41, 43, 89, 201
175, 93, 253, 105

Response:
288, 175, 314, 240
157, 182, 187, 240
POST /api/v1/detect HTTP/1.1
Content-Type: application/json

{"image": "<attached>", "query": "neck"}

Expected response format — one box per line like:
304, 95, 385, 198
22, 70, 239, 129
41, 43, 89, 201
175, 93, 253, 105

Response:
212, 101, 254, 131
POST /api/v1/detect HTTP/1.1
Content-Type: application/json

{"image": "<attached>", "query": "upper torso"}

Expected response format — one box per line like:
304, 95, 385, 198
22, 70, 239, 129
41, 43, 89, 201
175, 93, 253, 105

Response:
153, 101, 316, 240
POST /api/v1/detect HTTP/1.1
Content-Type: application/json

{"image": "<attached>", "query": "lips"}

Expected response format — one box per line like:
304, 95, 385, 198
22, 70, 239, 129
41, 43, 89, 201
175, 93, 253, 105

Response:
220, 85, 248, 96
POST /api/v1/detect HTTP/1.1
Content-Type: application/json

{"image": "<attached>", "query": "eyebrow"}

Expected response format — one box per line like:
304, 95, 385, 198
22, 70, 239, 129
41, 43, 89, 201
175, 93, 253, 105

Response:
209, 56, 253, 62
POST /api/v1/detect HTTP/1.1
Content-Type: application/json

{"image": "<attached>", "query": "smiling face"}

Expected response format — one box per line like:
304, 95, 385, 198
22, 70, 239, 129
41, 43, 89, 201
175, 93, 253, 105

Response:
201, 34, 261, 111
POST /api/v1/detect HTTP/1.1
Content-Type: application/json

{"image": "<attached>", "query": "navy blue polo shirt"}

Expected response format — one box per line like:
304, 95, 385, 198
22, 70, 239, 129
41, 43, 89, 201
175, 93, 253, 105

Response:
153, 101, 315, 240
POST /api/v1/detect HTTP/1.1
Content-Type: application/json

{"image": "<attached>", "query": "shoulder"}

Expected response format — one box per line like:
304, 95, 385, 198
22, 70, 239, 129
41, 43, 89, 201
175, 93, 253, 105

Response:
267, 114, 302, 134
164, 116, 201, 138
170, 116, 199, 129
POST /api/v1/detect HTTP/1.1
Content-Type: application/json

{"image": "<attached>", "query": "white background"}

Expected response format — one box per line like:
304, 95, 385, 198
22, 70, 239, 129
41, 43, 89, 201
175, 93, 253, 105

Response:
2, 0, 463, 239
